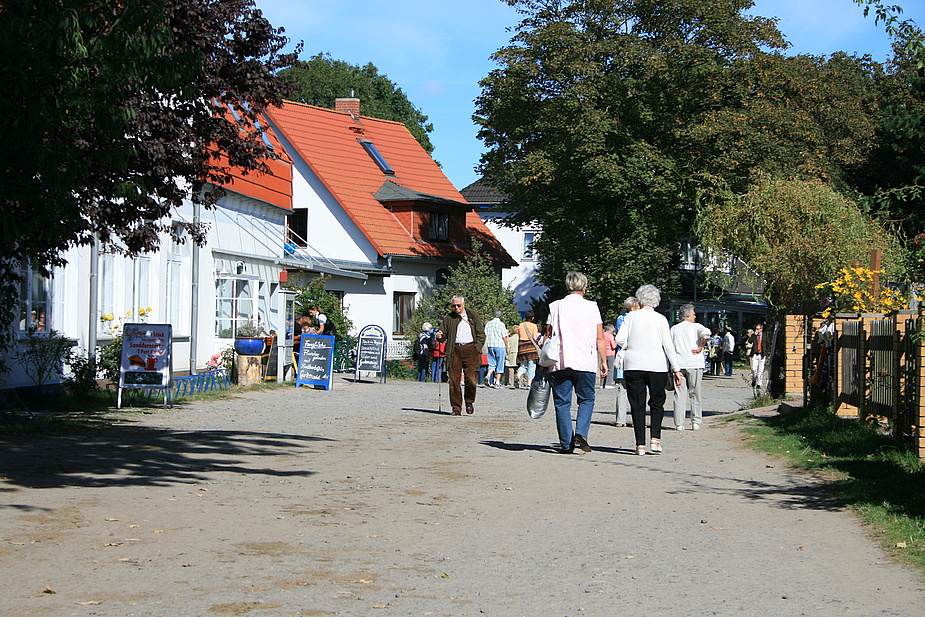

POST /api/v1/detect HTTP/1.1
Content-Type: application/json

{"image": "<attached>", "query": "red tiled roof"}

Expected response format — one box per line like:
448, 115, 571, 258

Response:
215, 118, 294, 211
266, 101, 514, 265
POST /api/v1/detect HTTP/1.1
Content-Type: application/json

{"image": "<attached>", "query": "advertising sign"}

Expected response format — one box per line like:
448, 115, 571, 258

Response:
119, 323, 172, 388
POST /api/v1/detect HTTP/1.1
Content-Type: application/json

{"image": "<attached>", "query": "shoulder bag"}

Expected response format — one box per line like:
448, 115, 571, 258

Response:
538, 307, 560, 368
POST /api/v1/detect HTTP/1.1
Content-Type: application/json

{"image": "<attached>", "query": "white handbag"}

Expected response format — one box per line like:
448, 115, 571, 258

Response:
538, 307, 560, 367
614, 347, 626, 371
538, 333, 560, 367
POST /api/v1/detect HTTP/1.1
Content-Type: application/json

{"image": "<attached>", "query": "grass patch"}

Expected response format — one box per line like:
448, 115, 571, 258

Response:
739, 403, 925, 572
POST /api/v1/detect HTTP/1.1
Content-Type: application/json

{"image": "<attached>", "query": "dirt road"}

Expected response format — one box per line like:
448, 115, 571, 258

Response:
1, 373, 922, 616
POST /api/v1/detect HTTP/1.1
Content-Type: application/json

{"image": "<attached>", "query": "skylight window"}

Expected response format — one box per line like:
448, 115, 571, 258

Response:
359, 139, 395, 175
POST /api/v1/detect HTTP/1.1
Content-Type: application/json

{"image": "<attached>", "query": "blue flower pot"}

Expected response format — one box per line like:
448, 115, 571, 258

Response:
234, 337, 265, 356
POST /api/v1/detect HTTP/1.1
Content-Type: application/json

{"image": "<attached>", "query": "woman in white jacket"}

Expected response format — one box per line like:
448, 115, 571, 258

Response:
614, 285, 682, 455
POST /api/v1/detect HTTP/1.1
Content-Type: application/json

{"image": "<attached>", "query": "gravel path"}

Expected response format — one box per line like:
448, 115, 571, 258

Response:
1, 370, 923, 617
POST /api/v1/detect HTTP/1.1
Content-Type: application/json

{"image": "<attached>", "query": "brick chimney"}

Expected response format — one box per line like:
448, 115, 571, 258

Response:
335, 97, 360, 116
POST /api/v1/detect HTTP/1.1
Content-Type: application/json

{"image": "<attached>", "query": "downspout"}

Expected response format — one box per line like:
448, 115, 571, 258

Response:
88, 236, 99, 357
189, 202, 200, 375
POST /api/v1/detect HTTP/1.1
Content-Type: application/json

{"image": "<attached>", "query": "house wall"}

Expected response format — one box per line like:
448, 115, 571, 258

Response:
285, 146, 380, 266
292, 259, 449, 344
479, 213, 547, 313
1, 192, 288, 389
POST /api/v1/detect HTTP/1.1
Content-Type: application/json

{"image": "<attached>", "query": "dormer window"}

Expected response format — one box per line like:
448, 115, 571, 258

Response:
359, 139, 395, 175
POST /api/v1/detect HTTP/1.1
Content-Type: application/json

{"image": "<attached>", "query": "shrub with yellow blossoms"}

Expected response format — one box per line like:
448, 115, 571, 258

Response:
814, 267, 908, 320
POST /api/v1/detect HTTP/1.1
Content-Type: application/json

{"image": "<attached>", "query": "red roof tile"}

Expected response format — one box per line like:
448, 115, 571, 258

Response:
266, 101, 514, 265
217, 121, 293, 211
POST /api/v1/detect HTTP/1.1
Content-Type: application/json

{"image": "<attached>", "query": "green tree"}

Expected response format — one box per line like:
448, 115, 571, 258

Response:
0, 0, 297, 338
476, 0, 910, 316
847, 1, 925, 239
696, 176, 904, 315
475, 0, 790, 315
280, 53, 435, 154
291, 276, 354, 339
409, 241, 520, 338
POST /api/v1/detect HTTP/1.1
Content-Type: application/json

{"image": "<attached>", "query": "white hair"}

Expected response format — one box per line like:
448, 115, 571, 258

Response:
635, 284, 661, 308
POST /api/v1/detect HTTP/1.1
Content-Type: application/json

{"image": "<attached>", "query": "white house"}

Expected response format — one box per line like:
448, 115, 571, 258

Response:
3, 126, 300, 389
461, 178, 548, 314
3, 99, 515, 388
264, 98, 514, 346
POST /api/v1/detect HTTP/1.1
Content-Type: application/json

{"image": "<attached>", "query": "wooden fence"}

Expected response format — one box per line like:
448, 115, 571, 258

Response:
783, 311, 925, 459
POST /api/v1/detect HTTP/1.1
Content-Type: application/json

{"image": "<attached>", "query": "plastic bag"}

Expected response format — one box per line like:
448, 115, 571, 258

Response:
526, 371, 551, 419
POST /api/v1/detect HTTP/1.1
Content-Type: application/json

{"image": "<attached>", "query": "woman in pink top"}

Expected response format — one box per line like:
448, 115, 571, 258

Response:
544, 272, 608, 454
601, 324, 617, 388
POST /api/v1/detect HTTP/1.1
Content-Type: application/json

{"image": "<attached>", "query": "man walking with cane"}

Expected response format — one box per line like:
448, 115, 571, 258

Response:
437, 296, 485, 415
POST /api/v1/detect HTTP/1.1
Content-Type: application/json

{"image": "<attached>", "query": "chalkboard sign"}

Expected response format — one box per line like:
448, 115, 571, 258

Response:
295, 334, 334, 390
355, 324, 386, 383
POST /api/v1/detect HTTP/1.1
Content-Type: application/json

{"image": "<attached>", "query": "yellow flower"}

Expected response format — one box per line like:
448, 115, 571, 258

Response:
100, 313, 114, 322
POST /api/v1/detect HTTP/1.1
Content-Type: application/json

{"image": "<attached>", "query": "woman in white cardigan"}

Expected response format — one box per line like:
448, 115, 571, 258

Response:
614, 284, 682, 455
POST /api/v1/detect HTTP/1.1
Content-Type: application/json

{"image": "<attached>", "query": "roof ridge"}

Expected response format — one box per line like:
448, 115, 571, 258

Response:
280, 99, 408, 127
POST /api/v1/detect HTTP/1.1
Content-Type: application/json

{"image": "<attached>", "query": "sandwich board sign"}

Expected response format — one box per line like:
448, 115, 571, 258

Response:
355, 324, 386, 383
295, 333, 335, 390
118, 323, 172, 408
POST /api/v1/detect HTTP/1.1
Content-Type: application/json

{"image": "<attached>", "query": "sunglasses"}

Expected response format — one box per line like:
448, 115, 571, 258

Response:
451, 303, 463, 307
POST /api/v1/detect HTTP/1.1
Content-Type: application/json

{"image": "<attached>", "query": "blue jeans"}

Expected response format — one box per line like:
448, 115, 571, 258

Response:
549, 369, 597, 450
430, 356, 444, 382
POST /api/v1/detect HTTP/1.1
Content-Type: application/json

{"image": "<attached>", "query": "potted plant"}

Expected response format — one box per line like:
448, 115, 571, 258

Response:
15, 327, 75, 397
233, 321, 265, 356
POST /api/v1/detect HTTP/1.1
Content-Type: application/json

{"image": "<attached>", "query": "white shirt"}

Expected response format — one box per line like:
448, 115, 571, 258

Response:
614, 307, 679, 373
723, 331, 735, 353
455, 312, 474, 344
671, 320, 712, 370
547, 293, 602, 373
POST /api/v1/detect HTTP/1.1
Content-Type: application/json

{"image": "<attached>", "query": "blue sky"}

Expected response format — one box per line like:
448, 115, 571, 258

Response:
254, 0, 924, 191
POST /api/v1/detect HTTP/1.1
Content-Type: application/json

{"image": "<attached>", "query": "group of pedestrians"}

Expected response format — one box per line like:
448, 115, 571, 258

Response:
431, 297, 547, 415
428, 273, 768, 454
413, 322, 446, 383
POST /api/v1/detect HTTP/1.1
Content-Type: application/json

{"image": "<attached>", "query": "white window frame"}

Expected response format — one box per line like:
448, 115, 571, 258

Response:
522, 231, 539, 261
215, 276, 258, 338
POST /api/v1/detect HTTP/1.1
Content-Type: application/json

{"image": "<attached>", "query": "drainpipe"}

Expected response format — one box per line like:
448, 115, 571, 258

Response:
189, 202, 200, 375
88, 237, 99, 357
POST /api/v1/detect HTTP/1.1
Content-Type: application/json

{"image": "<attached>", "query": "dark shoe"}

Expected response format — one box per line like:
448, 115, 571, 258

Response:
556, 447, 574, 454
465, 403, 474, 414
574, 434, 592, 452
451, 410, 462, 416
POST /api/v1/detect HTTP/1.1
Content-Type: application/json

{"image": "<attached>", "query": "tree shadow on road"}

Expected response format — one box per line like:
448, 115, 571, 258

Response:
0, 425, 328, 491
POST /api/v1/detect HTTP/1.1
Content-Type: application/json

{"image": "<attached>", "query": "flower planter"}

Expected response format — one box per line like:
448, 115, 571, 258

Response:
234, 337, 265, 356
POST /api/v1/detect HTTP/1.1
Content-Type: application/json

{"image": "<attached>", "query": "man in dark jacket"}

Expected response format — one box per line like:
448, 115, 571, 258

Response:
746, 323, 766, 389
437, 295, 486, 415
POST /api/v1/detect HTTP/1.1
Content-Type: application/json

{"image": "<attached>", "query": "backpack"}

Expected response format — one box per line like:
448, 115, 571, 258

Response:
413, 335, 431, 361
